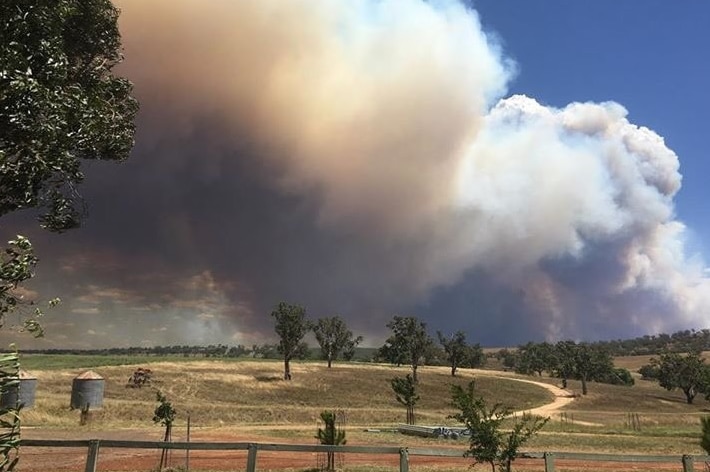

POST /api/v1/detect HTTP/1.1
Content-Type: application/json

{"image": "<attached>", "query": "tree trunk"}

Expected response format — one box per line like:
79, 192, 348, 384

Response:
581, 375, 588, 395
561, 377, 568, 389
284, 358, 291, 380
327, 451, 335, 471
684, 387, 696, 404
412, 364, 418, 383
503, 458, 513, 472
327, 356, 332, 368
451, 362, 457, 377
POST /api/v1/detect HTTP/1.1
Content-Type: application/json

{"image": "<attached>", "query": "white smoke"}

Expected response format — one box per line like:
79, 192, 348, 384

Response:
113, 0, 710, 340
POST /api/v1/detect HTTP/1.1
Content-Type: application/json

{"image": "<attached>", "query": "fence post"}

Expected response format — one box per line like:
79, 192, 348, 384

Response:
682, 454, 694, 472
84, 439, 100, 472
399, 447, 409, 472
543, 452, 555, 472
246, 443, 258, 472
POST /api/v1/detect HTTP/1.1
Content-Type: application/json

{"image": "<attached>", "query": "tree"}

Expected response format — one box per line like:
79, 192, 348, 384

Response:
1, 0, 138, 230
463, 343, 486, 370
552, 341, 576, 389
271, 302, 311, 380
598, 367, 635, 386
573, 343, 614, 395
379, 316, 433, 382
495, 348, 518, 371
0, 236, 50, 337
651, 351, 709, 404
515, 342, 556, 377
341, 337, 361, 361
391, 374, 419, 425
1, 3, 136, 467
1, 0, 137, 332
315, 410, 347, 471
638, 363, 660, 380
553, 341, 614, 394
438, 330, 480, 376
313, 316, 362, 368
152, 391, 176, 471
450, 380, 548, 472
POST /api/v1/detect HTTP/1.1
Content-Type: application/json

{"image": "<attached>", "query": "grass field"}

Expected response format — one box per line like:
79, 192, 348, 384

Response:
14, 354, 710, 471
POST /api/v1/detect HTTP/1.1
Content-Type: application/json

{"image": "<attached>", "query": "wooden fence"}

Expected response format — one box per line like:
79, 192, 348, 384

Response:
20, 438, 710, 472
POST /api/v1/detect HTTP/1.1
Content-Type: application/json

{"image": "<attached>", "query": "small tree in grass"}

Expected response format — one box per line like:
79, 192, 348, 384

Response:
153, 391, 176, 471
391, 374, 418, 425
315, 410, 346, 471
450, 380, 548, 472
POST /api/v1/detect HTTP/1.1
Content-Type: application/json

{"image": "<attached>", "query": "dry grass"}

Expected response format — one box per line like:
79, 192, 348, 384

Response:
19, 360, 551, 429
16, 356, 710, 459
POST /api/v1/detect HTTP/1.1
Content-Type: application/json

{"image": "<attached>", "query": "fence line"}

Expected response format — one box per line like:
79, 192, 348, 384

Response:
20, 438, 710, 472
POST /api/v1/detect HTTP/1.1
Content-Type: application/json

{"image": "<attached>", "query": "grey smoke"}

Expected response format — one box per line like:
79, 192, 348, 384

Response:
2, 0, 706, 348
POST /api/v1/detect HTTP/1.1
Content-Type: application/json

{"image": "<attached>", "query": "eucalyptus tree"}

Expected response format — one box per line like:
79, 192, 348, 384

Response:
1, 0, 138, 329
379, 316, 433, 382
313, 316, 362, 368
271, 302, 311, 380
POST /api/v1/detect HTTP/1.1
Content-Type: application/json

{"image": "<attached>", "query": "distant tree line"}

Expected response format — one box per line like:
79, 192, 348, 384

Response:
17, 344, 300, 359
591, 329, 710, 356
19, 308, 710, 400
494, 341, 634, 394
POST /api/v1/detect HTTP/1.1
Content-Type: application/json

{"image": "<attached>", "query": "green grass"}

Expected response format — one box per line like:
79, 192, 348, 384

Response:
18, 354, 201, 370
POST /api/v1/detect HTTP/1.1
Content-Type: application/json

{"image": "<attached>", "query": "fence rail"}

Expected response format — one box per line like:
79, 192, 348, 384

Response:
20, 438, 710, 472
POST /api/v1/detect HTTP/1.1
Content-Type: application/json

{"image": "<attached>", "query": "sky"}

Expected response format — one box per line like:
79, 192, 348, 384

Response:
2, 0, 710, 349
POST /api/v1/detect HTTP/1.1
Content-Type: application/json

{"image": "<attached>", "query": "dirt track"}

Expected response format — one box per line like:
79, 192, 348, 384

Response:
19, 375, 684, 471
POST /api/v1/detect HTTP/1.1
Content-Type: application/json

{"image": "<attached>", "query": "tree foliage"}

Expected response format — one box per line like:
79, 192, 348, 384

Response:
0, 0, 137, 335
315, 410, 346, 472
379, 316, 433, 382
313, 316, 362, 368
437, 330, 479, 377
515, 342, 556, 377
450, 380, 548, 472
551, 341, 614, 394
0, 350, 21, 471
271, 302, 311, 380
651, 351, 709, 404
153, 390, 176, 470
0, 236, 52, 337
391, 374, 418, 425
495, 348, 518, 370
1, 0, 138, 230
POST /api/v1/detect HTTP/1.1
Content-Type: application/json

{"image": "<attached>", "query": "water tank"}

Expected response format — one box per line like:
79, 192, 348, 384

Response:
70, 370, 104, 410
0, 370, 37, 409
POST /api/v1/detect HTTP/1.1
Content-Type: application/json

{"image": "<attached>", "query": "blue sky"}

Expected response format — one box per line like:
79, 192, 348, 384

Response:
472, 1, 710, 253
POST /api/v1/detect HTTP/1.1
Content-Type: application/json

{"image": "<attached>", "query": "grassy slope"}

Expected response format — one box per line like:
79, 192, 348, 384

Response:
17, 354, 710, 455
20, 357, 550, 429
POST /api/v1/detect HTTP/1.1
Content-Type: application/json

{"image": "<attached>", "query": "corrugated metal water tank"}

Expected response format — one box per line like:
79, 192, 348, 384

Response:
0, 370, 37, 409
70, 370, 104, 409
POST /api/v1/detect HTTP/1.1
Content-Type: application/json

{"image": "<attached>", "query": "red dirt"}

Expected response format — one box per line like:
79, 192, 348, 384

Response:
20, 428, 692, 472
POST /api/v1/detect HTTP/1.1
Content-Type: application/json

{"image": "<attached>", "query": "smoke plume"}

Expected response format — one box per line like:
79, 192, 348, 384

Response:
4, 0, 707, 348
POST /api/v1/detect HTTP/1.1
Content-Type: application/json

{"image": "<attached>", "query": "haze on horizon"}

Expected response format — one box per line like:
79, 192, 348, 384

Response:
3, 0, 710, 350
